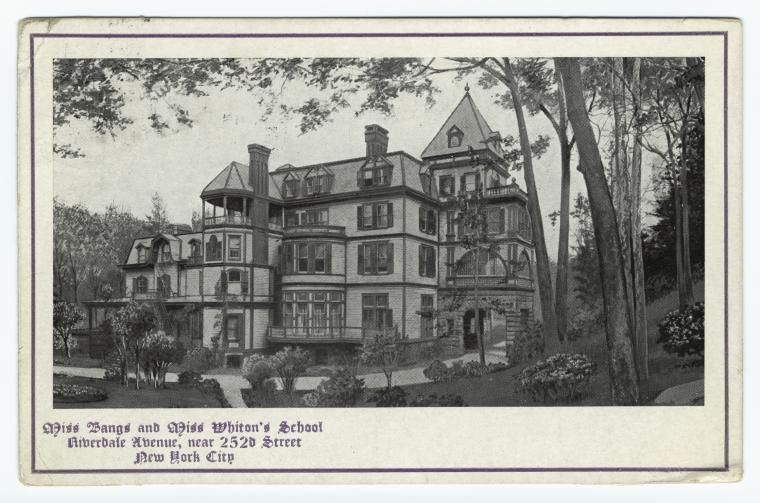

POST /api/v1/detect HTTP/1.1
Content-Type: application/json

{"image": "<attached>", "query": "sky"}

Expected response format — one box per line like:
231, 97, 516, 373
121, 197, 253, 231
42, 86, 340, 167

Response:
53, 63, 659, 261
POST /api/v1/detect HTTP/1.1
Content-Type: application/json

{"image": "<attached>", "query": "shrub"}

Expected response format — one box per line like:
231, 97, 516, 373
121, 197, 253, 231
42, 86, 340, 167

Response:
507, 321, 545, 366
141, 332, 185, 388
657, 302, 705, 359
422, 360, 450, 383
409, 394, 465, 407
516, 353, 597, 403
177, 370, 203, 386
302, 367, 365, 407
197, 377, 231, 408
368, 386, 408, 407
567, 303, 604, 341
183, 347, 215, 373
269, 346, 311, 394
53, 383, 107, 403
241, 354, 274, 388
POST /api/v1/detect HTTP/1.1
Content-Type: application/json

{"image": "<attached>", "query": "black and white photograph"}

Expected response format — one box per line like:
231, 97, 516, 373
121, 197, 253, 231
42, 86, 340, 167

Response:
51, 55, 706, 409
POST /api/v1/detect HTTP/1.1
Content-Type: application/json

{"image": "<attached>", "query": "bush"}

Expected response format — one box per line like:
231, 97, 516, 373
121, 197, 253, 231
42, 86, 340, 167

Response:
567, 303, 604, 341
141, 332, 185, 388
516, 353, 597, 403
409, 394, 465, 407
241, 354, 274, 390
177, 370, 203, 386
269, 346, 311, 394
53, 383, 107, 403
368, 386, 408, 407
657, 302, 705, 359
183, 347, 215, 373
422, 360, 450, 383
197, 377, 231, 408
302, 367, 365, 407
422, 359, 508, 383
507, 321, 545, 366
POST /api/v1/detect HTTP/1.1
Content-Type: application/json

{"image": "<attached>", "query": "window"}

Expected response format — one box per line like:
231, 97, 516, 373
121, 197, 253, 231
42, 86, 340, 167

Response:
281, 291, 344, 333
297, 243, 309, 273
447, 126, 464, 148
362, 294, 393, 331
420, 173, 432, 195
157, 274, 171, 297
420, 294, 434, 338
206, 235, 222, 261
419, 206, 437, 234
283, 176, 300, 198
285, 208, 328, 227
486, 207, 505, 234
507, 243, 518, 274
419, 245, 436, 278
221, 269, 249, 295
224, 313, 243, 342
358, 165, 391, 188
136, 246, 148, 264
446, 246, 455, 278
188, 241, 201, 259
439, 175, 455, 196
304, 173, 333, 195
158, 243, 171, 263
445, 210, 457, 237
357, 201, 393, 230
228, 235, 242, 261
133, 276, 148, 295
358, 241, 393, 275
461, 172, 481, 193
283, 242, 332, 274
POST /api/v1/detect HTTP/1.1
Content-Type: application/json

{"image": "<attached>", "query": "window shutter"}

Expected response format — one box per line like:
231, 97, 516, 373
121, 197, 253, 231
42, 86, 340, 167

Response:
357, 206, 364, 230
419, 206, 425, 232
460, 174, 466, 193
220, 272, 227, 293
357, 244, 364, 275
371, 204, 378, 228
429, 209, 437, 234
428, 247, 436, 277
242, 273, 249, 295
284, 244, 293, 274
439, 176, 446, 195
499, 208, 506, 233
475, 172, 481, 191
418, 245, 424, 276
386, 309, 394, 329
387, 243, 394, 274
131, 278, 137, 295
387, 203, 393, 227
325, 244, 332, 273
307, 244, 315, 274
237, 315, 244, 341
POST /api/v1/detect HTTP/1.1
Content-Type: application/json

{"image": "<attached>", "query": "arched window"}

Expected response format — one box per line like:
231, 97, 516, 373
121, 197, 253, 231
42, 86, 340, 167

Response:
159, 242, 172, 263
455, 250, 507, 277
157, 274, 171, 297
517, 251, 532, 279
447, 125, 464, 148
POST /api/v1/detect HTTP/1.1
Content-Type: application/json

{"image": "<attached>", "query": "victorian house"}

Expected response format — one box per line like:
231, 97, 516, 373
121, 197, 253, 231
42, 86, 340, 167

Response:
85, 89, 537, 367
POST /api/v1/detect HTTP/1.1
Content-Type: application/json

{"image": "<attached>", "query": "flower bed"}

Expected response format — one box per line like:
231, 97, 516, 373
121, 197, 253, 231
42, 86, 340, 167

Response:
53, 383, 108, 403
516, 353, 597, 404
423, 359, 508, 383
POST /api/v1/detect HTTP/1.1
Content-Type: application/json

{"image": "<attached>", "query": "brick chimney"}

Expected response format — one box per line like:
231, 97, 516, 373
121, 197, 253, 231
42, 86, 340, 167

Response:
247, 143, 271, 195
364, 124, 389, 157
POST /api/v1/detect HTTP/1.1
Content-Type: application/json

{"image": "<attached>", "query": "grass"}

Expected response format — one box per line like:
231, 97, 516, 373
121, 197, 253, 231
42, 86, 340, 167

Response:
53, 374, 222, 409
53, 355, 103, 368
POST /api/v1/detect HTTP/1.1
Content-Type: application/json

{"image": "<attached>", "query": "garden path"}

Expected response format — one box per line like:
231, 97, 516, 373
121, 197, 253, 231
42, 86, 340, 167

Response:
54, 350, 509, 408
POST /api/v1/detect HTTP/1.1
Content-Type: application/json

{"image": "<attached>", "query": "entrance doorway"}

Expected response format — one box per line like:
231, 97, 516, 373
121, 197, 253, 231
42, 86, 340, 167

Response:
462, 309, 486, 350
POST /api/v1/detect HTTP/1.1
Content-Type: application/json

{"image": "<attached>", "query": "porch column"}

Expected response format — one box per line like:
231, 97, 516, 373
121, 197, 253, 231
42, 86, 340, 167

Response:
242, 197, 248, 225
223, 196, 228, 223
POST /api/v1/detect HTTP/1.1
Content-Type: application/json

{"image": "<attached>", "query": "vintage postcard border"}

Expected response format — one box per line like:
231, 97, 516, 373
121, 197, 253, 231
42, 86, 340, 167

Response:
23, 26, 733, 476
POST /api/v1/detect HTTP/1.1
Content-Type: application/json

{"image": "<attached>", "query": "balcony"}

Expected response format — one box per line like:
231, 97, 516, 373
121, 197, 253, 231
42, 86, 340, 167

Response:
267, 325, 366, 343
185, 255, 204, 266
283, 224, 346, 238
485, 184, 528, 199
445, 275, 534, 290
131, 289, 175, 300
204, 214, 252, 227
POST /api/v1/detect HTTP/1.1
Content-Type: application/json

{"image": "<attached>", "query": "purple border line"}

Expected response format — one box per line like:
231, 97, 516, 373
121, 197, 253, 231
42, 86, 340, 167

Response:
29, 29, 730, 476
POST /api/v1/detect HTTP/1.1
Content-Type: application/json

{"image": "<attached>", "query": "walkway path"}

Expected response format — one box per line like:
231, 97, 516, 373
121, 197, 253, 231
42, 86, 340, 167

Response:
54, 350, 508, 408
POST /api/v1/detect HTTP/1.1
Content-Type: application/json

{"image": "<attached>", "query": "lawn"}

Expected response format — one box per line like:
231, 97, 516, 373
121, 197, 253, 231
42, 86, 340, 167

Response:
53, 374, 222, 408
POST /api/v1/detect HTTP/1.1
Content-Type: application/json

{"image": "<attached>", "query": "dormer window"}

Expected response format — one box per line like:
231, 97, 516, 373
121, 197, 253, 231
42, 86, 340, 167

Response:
447, 126, 464, 148
282, 172, 300, 199
158, 243, 172, 263
358, 162, 391, 189
136, 245, 148, 264
303, 166, 334, 196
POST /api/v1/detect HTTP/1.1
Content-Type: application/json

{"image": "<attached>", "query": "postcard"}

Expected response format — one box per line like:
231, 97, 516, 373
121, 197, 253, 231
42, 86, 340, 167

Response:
17, 17, 742, 484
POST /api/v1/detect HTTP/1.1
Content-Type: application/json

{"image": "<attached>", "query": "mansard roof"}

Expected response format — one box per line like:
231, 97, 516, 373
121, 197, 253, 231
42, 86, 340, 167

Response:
201, 161, 254, 197
421, 90, 503, 159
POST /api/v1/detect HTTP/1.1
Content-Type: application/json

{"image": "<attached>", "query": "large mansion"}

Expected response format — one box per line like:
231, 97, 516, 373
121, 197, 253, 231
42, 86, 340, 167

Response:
85, 90, 537, 366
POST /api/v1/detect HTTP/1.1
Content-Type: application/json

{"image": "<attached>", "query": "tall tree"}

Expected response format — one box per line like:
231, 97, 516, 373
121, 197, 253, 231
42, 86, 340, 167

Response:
53, 301, 84, 359
146, 192, 170, 234
555, 57, 639, 405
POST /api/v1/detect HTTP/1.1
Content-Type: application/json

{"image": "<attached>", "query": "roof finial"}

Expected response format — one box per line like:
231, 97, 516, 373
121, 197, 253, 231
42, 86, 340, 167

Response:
464, 82, 471, 94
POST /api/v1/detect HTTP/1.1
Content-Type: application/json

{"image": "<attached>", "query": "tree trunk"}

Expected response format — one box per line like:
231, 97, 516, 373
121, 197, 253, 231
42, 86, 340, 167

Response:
502, 58, 559, 347
556, 57, 639, 405
64, 336, 71, 359
68, 248, 79, 304
679, 124, 695, 308
630, 58, 649, 379
552, 78, 571, 345
474, 247, 486, 365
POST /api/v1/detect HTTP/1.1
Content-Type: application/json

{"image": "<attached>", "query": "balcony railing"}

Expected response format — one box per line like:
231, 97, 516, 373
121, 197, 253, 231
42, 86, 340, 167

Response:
445, 275, 534, 289
204, 215, 252, 226
283, 224, 346, 237
267, 325, 396, 343
131, 289, 174, 300
185, 255, 204, 266
485, 185, 527, 198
